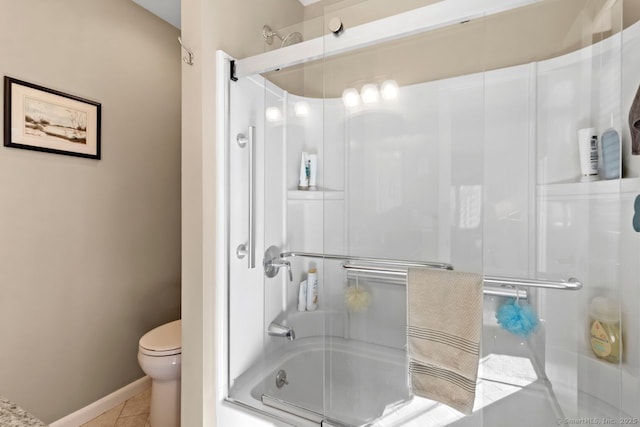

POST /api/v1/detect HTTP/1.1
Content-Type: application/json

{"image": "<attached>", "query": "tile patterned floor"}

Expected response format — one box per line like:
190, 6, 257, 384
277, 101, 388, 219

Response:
81, 387, 151, 427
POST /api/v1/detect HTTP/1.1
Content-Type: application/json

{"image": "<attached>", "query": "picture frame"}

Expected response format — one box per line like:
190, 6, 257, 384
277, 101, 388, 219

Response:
4, 76, 101, 159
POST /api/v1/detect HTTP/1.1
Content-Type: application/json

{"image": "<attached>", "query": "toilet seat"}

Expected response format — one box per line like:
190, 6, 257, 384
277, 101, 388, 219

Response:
139, 319, 181, 357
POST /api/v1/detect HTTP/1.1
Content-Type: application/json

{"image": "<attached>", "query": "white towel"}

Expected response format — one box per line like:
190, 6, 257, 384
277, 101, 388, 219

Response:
407, 268, 483, 414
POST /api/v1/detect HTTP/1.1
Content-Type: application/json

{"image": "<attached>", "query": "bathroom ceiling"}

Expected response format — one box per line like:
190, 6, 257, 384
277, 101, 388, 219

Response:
131, 0, 180, 28
131, 0, 320, 29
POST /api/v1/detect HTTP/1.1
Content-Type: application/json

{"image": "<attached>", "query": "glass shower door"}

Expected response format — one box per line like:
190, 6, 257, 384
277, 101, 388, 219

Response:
259, 77, 328, 421
226, 62, 330, 420
226, 71, 269, 410
320, 6, 489, 426
316, 0, 626, 426
224, 0, 632, 425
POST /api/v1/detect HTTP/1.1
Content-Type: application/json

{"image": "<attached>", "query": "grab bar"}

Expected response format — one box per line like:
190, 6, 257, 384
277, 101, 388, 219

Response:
342, 263, 582, 292
279, 251, 453, 270
236, 126, 256, 268
483, 276, 582, 291
280, 251, 581, 298
344, 269, 529, 299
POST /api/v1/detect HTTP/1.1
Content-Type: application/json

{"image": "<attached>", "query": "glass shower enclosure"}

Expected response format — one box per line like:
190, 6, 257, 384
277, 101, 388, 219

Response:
217, 0, 639, 425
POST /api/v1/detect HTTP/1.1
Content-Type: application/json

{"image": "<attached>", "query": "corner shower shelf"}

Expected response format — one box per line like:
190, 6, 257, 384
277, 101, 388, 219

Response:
287, 190, 344, 201
537, 177, 640, 197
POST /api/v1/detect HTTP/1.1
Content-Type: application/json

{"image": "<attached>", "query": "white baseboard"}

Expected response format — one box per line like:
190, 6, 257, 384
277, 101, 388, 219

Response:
50, 376, 151, 427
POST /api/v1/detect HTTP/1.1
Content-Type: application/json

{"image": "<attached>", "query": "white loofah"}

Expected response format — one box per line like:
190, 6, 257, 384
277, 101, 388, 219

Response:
345, 285, 371, 312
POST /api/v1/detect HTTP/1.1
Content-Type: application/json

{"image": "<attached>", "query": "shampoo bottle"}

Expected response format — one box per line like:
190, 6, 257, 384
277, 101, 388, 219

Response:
298, 152, 309, 190
306, 268, 318, 311
308, 154, 318, 191
297, 280, 308, 311
578, 128, 599, 181
601, 129, 620, 180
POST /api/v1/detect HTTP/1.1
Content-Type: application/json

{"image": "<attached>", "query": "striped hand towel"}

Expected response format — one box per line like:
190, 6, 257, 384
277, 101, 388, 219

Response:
407, 267, 483, 414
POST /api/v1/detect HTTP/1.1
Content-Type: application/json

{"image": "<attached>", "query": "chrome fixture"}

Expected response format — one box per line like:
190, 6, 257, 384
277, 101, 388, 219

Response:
341, 262, 582, 291
262, 25, 303, 48
280, 251, 453, 270
275, 370, 288, 388
341, 263, 582, 300
264, 246, 293, 281
278, 251, 583, 300
267, 322, 295, 341
236, 127, 256, 268
328, 17, 344, 35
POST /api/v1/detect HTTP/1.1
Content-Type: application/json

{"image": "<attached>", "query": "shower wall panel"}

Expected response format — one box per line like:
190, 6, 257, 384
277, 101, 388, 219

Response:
619, 187, 640, 416
343, 68, 532, 271
284, 96, 346, 320
228, 75, 267, 384
483, 64, 533, 278
345, 82, 441, 263
623, 23, 640, 177
620, 20, 640, 416
228, 76, 288, 388
482, 64, 541, 361
263, 80, 288, 349
536, 29, 632, 419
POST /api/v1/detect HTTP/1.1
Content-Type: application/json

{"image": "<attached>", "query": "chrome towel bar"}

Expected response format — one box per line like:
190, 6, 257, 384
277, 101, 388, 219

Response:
343, 268, 529, 299
280, 251, 453, 270
279, 251, 582, 300
342, 263, 582, 292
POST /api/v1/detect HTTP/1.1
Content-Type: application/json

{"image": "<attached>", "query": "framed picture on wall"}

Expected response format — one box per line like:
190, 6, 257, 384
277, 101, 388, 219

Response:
3, 77, 101, 159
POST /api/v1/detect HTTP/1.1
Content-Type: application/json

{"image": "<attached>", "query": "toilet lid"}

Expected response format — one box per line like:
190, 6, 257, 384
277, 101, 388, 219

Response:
139, 319, 181, 356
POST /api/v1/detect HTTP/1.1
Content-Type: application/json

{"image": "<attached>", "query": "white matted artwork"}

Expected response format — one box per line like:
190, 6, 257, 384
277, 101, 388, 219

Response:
4, 76, 101, 159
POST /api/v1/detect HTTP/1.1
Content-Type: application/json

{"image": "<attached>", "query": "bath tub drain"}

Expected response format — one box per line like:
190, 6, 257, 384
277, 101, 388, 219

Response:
275, 370, 288, 388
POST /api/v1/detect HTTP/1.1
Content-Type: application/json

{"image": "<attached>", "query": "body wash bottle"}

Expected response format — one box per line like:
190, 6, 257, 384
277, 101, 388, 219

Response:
589, 296, 622, 363
297, 280, 308, 311
298, 152, 309, 190
306, 268, 318, 311
308, 154, 318, 191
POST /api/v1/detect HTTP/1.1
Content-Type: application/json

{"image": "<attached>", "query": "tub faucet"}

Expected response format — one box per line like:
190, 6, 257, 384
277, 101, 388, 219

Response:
267, 322, 295, 341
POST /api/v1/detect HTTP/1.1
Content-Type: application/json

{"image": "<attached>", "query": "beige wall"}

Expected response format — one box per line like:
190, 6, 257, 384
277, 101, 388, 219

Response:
180, 0, 302, 426
0, 0, 181, 423
625, 0, 640, 28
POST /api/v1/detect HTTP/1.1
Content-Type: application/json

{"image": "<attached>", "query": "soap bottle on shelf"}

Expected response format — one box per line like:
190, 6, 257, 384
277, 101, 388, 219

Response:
308, 154, 317, 191
306, 268, 318, 311
589, 296, 622, 364
298, 152, 309, 190
297, 280, 308, 312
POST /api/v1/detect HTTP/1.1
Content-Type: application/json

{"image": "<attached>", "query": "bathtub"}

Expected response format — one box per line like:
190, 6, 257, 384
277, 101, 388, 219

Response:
227, 310, 574, 427
230, 334, 411, 426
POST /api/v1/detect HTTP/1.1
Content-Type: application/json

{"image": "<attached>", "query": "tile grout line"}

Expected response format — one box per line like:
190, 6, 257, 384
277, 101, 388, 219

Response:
83, 386, 151, 426
116, 388, 151, 425
115, 399, 126, 424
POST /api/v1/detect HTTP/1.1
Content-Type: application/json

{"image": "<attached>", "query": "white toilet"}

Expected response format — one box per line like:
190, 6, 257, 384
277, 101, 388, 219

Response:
138, 319, 181, 427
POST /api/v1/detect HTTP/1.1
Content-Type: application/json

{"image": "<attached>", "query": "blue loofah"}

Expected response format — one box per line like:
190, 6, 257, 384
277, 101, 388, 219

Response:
496, 298, 539, 338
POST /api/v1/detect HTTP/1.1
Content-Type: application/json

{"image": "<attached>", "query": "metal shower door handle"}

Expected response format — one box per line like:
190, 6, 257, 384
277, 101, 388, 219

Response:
236, 126, 256, 269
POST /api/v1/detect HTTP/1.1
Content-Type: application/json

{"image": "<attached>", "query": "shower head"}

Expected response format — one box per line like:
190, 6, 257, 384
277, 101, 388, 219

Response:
281, 31, 303, 47
263, 25, 303, 48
